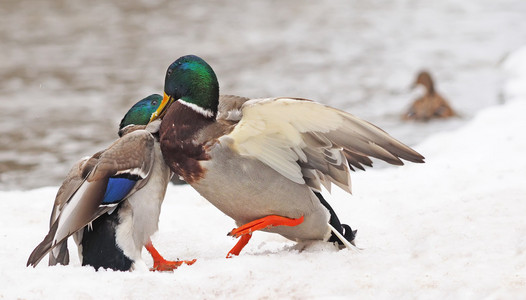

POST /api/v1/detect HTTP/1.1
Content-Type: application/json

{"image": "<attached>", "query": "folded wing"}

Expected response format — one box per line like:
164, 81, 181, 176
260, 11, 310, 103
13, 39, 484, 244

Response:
48, 156, 93, 266
27, 130, 155, 267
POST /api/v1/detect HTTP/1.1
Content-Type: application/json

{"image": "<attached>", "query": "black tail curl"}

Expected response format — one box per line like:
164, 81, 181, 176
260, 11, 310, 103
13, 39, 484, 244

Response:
314, 192, 357, 246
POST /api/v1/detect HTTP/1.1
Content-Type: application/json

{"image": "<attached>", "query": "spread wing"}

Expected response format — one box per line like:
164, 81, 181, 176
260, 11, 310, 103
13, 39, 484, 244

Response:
222, 97, 424, 193
27, 130, 155, 267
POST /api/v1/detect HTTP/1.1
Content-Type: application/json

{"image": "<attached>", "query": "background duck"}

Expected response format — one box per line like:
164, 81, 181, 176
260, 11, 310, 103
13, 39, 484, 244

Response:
27, 95, 194, 271
151, 55, 425, 257
403, 70, 457, 121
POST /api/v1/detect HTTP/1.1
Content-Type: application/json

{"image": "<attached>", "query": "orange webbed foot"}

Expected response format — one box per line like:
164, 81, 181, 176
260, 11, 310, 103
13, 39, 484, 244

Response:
145, 240, 196, 272
226, 215, 304, 257
151, 257, 196, 272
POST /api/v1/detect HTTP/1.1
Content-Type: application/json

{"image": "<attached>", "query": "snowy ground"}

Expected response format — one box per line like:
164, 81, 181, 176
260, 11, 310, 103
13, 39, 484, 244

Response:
1, 48, 525, 299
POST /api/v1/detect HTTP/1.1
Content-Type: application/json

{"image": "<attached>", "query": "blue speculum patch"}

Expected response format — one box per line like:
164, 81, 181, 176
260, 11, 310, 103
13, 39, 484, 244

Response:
101, 177, 136, 204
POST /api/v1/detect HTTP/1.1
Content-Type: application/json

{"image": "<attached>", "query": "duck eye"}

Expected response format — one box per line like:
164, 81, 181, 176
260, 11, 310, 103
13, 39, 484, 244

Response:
166, 68, 173, 77
151, 100, 158, 106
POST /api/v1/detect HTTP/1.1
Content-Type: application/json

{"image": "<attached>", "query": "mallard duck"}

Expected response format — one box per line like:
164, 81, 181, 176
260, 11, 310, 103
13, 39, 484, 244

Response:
403, 70, 457, 121
151, 55, 425, 257
27, 94, 195, 271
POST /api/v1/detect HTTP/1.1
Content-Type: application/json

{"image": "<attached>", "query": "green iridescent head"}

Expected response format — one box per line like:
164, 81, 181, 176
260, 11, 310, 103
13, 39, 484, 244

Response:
119, 94, 162, 134
151, 55, 220, 120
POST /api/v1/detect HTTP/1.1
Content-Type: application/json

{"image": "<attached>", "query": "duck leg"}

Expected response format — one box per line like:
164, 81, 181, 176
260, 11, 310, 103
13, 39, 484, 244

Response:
226, 215, 304, 257
226, 233, 252, 258
145, 240, 196, 272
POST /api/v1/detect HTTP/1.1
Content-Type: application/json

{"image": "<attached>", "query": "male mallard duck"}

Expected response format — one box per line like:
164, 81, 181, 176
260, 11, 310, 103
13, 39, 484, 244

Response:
403, 70, 457, 121
151, 55, 425, 257
27, 95, 194, 271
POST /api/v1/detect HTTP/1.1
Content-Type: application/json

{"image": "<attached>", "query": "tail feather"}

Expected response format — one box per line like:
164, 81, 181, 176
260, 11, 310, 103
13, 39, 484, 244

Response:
27, 221, 60, 267
314, 191, 358, 250
48, 241, 70, 266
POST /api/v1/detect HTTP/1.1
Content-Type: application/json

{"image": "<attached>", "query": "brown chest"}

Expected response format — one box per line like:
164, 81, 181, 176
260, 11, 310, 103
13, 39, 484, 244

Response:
158, 102, 215, 183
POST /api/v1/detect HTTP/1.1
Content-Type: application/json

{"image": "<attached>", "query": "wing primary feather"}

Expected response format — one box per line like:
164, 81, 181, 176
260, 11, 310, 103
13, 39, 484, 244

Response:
27, 179, 112, 267
227, 97, 424, 194
27, 221, 60, 267
48, 242, 69, 266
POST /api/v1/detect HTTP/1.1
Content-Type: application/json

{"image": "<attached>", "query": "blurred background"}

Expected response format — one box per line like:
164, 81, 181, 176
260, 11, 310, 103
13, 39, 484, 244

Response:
1, 0, 525, 190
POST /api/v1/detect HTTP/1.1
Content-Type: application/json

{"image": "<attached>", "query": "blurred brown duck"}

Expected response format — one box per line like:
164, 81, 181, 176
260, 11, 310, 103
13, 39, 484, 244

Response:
403, 71, 456, 121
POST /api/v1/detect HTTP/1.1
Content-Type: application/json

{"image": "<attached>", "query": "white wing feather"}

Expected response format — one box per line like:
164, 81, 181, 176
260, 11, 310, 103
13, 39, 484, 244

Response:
224, 98, 346, 185
222, 97, 424, 193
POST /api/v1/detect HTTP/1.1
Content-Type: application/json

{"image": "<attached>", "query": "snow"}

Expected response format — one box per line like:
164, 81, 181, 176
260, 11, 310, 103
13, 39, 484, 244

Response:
1, 46, 525, 298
